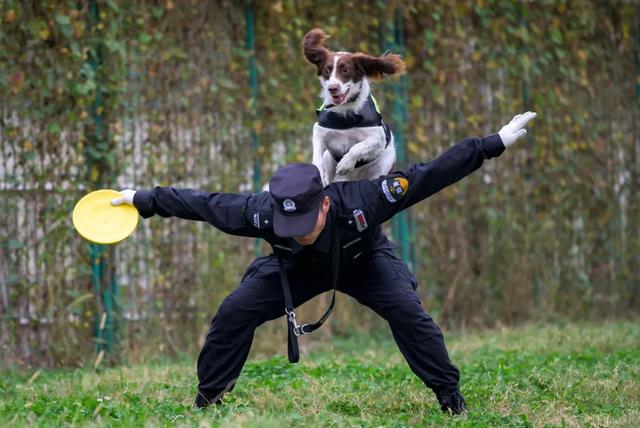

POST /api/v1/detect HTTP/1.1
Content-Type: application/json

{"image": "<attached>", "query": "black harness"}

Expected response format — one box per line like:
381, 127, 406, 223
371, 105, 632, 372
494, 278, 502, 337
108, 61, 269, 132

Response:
316, 94, 392, 168
274, 205, 340, 363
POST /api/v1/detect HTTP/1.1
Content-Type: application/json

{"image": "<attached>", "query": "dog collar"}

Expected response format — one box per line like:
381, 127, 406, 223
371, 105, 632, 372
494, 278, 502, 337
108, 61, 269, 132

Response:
316, 94, 384, 129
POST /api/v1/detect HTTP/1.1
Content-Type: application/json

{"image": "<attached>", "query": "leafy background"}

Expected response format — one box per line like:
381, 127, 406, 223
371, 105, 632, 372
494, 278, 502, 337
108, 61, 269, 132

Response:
0, 0, 638, 367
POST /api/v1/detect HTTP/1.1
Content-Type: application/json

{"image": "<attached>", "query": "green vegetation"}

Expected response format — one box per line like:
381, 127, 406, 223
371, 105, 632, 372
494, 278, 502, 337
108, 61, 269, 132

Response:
1, 322, 638, 427
1, 1, 639, 367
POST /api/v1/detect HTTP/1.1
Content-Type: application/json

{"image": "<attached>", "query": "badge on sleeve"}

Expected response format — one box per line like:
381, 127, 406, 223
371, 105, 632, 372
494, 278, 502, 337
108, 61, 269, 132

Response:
252, 211, 272, 229
381, 176, 409, 203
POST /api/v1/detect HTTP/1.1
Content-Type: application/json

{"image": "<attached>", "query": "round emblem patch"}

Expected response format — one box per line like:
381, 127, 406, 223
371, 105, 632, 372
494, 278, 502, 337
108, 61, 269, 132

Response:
283, 199, 296, 212
381, 176, 409, 203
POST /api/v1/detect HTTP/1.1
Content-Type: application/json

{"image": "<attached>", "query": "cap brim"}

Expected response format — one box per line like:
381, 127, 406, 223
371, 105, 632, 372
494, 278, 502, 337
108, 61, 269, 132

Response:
273, 205, 319, 238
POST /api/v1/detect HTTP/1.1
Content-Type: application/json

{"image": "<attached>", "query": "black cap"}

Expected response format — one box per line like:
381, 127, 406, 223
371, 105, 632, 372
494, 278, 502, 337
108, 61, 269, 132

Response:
269, 163, 324, 238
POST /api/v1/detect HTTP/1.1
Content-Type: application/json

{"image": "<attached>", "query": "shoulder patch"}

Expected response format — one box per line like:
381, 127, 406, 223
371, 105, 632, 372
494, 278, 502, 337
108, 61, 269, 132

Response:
381, 176, 409, 203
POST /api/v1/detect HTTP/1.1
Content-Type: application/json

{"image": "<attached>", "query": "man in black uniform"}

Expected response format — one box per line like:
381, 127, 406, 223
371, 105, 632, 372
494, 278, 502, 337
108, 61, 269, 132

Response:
112, 111, 536, 414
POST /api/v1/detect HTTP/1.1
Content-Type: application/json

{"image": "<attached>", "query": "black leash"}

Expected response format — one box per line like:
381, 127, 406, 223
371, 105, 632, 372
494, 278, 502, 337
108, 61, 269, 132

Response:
276, 205, 339, 363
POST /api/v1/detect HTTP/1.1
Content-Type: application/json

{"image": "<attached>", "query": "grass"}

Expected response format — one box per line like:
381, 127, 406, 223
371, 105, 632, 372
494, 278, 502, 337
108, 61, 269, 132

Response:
1, 321, 638, 427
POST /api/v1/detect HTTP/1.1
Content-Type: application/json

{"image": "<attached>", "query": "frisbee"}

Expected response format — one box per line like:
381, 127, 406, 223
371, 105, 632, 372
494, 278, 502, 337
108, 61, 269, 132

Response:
73, 189, 139, 244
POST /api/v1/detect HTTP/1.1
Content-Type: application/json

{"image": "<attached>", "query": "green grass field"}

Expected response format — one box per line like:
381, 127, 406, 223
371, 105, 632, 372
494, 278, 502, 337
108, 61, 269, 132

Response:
1, 322, 638, 427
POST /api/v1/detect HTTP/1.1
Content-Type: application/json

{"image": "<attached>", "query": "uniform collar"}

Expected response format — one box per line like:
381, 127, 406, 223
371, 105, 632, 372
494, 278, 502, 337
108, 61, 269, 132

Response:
289, 210, 333, 254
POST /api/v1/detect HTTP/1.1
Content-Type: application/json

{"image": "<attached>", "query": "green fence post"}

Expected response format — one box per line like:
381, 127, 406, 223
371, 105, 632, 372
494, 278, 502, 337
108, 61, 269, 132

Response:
385, 6, 414, 272
246, 1, 262, 256
86, 0, 117, 357
90, 243, 103, 350
520, 5, 538, 307
633, 3, 640, 305
246, 1, 260, 192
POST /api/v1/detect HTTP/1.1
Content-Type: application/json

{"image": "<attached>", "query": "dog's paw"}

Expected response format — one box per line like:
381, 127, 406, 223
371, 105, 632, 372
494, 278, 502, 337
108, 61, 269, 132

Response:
318, 169, 330, 186
333, 173, 349, 182
335, 159, 355, 176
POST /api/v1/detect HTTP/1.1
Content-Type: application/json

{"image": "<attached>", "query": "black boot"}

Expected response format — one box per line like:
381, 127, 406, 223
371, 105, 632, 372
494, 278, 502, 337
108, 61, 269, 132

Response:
436, 389, 467, 415
194, 391, 222, 408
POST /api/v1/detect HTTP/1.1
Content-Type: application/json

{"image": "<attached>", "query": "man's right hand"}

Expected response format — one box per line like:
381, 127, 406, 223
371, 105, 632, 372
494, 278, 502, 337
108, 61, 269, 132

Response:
111, 189, 136, 206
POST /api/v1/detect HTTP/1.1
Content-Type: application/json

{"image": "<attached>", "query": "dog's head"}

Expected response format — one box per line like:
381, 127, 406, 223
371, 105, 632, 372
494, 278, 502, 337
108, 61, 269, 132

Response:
302, 28, 406, 106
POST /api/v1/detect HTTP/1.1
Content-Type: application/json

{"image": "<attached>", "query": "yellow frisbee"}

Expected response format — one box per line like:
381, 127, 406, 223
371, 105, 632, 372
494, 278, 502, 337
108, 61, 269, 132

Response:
73, 189, 139, 244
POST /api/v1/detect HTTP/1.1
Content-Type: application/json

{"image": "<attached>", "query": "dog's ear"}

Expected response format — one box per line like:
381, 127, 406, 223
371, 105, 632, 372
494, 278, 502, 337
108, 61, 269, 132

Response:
352, 52, 406, 82
302, 28, 331, 74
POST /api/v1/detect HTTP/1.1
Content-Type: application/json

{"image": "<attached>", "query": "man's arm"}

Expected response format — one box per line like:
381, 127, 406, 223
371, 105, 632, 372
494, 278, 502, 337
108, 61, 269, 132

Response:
363, 112, 536, 224
112, 187, 261, 237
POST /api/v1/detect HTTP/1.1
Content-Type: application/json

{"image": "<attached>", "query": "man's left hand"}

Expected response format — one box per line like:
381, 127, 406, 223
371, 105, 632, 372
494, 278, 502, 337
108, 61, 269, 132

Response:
498, 111, 537, 148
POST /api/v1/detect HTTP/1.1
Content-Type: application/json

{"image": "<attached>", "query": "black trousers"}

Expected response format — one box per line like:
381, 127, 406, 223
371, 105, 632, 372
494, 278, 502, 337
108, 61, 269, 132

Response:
196, 249, 460, 402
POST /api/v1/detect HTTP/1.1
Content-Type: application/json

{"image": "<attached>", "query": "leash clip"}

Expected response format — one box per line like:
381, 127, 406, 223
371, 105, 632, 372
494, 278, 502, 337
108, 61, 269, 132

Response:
286, 308, 310, 337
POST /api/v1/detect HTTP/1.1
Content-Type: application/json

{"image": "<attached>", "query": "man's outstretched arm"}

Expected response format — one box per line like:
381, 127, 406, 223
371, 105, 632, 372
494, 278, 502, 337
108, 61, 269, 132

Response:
111, 187, 261, 237
365, 111, 537, 224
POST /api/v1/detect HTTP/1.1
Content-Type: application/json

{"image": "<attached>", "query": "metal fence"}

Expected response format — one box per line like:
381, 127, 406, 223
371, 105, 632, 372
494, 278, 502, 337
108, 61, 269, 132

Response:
1, 0, 638, 367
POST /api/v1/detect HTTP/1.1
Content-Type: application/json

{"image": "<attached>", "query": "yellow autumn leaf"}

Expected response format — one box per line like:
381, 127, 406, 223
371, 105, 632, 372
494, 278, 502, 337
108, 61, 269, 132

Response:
577, 49, 588, 61
90, 166, 99, 182
74, 21, 84, 37
253, 120, 263, 134
405, 55, 416, 69
39, 27, 50, 40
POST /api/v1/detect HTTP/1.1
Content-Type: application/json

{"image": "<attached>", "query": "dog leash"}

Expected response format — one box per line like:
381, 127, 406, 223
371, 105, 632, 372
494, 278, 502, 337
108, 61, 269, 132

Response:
275, 205, 340, 363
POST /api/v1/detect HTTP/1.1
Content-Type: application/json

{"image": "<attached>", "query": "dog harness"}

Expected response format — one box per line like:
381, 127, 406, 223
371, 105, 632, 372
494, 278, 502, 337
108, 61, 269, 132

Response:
316, 94, 392, 167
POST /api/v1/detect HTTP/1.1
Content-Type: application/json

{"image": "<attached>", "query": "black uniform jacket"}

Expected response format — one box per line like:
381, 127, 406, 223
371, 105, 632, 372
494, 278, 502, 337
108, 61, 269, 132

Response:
133, 135, 504, 272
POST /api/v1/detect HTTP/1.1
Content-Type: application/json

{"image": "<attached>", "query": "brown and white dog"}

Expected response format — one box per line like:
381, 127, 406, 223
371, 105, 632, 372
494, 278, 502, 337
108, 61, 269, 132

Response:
302, 28, 406, 185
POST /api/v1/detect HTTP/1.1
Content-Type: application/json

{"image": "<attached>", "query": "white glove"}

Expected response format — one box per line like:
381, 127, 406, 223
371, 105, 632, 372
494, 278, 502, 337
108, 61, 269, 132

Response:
111, 189, 136, 206
498, 111, 537, 148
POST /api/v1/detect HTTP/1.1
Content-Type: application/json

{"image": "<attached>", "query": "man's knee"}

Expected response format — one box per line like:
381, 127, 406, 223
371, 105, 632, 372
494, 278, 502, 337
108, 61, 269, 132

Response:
217, 295, 247, 321
375, 289, 427, 325
381, 297, 445, 342
208, 295, 260, 340
384, 303, 433, 325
